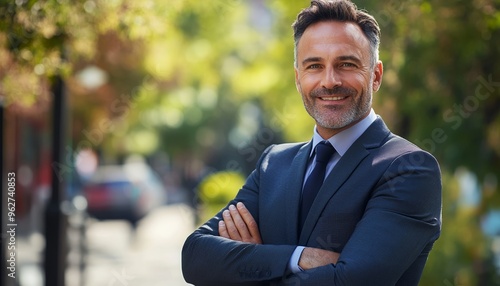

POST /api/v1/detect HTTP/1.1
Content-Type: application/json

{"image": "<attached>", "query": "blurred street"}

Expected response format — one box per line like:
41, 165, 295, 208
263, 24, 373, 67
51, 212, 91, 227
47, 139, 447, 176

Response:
17, 203, 195, 286
83, 203, 194, 286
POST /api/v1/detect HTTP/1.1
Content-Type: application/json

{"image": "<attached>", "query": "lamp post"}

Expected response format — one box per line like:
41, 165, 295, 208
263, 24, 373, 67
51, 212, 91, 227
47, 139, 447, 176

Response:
44, 75, 67, 286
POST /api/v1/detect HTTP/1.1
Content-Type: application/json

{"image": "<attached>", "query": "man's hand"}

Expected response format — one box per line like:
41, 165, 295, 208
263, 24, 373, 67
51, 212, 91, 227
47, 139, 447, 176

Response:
299, 247, 340, 270
217, 202, 339, 270
218, 202, 262, 244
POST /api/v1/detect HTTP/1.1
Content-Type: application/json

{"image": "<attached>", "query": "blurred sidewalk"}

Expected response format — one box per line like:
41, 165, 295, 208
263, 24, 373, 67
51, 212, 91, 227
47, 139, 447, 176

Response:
17, 203, 196, 286
82, 203, 195, 286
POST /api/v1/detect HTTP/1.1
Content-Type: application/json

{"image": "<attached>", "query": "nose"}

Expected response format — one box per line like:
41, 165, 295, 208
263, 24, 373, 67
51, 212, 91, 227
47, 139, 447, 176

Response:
321, 67, 342, 89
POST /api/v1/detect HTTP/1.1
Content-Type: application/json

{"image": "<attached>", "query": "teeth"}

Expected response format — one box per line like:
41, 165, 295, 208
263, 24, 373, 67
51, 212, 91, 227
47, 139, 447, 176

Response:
321, 96, 346, 101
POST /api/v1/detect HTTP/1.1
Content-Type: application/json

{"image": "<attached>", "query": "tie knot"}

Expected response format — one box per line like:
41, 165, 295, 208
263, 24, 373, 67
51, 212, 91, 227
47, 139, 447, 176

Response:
315, 141, 335, 163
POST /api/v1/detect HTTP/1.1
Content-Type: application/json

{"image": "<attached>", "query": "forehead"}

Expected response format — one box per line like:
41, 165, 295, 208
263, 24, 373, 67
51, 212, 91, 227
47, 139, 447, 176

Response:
297, 21, 370, 62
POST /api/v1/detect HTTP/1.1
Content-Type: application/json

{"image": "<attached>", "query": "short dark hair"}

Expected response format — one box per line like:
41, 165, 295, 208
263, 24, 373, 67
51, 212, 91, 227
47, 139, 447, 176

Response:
292, 0, 381, 67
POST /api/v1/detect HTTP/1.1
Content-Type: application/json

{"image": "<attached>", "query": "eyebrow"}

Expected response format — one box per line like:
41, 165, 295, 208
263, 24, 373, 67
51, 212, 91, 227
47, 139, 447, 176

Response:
337, 55, 363, 65
300, 55, 363, 67
301, 57, 323, 67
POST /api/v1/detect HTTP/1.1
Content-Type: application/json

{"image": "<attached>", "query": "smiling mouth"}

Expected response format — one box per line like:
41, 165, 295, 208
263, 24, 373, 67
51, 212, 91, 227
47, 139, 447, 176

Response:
320, 96, 347, 101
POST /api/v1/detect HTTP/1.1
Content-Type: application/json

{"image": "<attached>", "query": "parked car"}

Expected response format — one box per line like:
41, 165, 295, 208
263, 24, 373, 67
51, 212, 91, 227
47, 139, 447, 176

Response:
82, 161, 166, 227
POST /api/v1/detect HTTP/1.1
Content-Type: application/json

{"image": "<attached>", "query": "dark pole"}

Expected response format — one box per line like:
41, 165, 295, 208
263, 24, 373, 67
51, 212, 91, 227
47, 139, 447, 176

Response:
44, 75, 67, 286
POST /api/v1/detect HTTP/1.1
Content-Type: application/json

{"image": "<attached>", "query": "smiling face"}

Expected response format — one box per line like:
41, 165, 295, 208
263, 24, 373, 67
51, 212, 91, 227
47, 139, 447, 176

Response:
295, 21, 383, 139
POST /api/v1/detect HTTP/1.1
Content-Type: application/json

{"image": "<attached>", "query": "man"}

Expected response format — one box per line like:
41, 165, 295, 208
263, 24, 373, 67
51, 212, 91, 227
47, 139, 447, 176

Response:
182, 0, 442, 285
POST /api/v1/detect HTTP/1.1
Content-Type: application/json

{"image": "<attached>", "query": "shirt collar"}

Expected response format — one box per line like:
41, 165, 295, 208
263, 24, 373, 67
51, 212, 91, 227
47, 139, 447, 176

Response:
311, 109, 377, 157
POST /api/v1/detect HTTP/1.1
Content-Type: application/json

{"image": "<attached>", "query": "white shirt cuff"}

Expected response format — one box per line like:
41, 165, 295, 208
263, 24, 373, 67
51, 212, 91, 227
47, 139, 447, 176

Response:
288, 246, 306, 273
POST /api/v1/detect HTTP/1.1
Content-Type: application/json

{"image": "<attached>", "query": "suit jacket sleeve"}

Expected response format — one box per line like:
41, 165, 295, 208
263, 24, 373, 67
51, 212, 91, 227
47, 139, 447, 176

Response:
274, 150, 442, 286
182, 145, 296, 286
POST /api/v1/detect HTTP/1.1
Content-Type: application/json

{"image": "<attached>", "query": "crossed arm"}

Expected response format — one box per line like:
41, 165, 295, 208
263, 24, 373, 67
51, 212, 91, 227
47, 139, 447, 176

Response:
182, 148, 442, 285
218, 202, 340, 270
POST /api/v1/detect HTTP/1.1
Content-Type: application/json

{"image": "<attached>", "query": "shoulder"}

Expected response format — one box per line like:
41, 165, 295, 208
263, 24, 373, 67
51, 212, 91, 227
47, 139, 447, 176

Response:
361, 119, 440, 173
365, 117, 438, 161
256, 142, 309, 168
383, 133, 425, 155
261, 142, 308, 160
375, 133, 441, 179
265, 142, 308, 155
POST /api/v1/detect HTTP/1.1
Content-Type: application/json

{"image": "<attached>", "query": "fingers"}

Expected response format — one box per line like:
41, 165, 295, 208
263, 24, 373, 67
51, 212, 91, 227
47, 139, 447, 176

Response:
218, 202, 262, 244
222, 207, 242, 241
229, 204, 253, 240
299, 247, 340, 270
236, 202, 262, 244
218, 220, 230, 239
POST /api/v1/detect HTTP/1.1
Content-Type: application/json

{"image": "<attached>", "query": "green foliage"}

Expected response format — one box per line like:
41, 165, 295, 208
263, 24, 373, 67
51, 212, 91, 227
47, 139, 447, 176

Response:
197, 170, 245, 222
370, 0, 500, 181
421, 171, 499, 285
198, 171, 245, 205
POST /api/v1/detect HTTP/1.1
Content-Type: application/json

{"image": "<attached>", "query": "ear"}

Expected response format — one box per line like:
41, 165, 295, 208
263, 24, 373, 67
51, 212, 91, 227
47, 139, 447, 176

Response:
372, 61, 383, 92
294, 66, 301, 93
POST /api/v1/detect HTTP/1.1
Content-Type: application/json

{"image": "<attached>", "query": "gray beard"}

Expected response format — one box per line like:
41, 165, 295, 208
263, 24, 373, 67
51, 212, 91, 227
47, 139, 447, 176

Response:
310, 94, 372, 130
303, 85, 373, 130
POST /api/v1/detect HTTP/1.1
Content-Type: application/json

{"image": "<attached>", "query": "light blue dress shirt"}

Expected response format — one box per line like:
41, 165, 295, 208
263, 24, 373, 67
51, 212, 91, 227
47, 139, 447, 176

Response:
289, 109, 377, 273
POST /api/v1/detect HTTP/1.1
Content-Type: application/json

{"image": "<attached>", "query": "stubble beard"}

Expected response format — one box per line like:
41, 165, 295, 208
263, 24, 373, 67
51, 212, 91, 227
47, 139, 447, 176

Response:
302, 85, 373, 130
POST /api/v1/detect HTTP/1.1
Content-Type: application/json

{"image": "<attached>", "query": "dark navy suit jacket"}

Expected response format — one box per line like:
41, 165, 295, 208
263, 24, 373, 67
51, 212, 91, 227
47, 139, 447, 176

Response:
182, 117, 442, 285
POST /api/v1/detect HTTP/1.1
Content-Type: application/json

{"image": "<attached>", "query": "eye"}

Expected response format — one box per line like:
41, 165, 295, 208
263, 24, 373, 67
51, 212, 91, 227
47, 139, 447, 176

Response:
307, 64, 322, 70
340, 62, 357, 68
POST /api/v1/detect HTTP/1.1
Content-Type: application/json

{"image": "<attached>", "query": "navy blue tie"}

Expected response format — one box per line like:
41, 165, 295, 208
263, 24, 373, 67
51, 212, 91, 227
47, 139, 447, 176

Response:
299, 141, 336, 231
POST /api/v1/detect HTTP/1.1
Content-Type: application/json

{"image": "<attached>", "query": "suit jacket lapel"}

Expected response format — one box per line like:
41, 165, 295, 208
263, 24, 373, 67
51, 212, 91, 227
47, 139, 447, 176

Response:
284, 141, 312, 245
298, 118, 390, 244
298, 143, 369, 244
